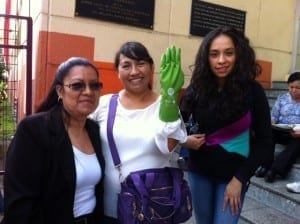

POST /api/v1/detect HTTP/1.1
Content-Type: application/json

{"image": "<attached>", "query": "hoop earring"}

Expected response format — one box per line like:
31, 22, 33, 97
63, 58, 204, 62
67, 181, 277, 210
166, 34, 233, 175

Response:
57, 96, 62, 102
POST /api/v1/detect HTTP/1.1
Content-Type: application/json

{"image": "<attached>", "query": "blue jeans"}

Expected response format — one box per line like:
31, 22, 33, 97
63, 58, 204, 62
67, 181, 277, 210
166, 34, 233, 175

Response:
188, 172, 248, 224
179, 146, 190, 159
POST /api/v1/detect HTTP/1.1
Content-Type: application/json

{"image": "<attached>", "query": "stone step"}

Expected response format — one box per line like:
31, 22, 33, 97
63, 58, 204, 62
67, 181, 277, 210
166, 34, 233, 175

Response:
264, 88, 287, 98
274, 144, 300, 182
239, 197, 300, 224
271, 81, 288, 89
264, 87, 287, 108
240, 144, 300, 224
287, 162, 300, 181
246, 176, 300, 221
238, 218, 252, 224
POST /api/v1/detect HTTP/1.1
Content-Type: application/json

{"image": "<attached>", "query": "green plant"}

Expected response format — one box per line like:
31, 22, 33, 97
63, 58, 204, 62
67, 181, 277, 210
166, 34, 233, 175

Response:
0, 62, 8, 105
0, 62, 6, 79
0, 99, 16, 140
0, 82, 7, 104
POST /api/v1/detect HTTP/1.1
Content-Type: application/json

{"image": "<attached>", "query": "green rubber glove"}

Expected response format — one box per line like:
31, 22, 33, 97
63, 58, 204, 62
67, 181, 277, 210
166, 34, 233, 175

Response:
159, 45, 184, 122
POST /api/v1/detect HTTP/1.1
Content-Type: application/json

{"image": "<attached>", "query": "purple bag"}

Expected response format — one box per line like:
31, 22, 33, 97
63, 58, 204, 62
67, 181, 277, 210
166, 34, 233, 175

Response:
117, 167, 192, 224
107, 94, 193, 223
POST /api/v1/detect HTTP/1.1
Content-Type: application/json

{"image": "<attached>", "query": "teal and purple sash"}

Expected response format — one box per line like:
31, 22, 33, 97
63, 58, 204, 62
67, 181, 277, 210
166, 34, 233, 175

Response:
205, 111, 252, 157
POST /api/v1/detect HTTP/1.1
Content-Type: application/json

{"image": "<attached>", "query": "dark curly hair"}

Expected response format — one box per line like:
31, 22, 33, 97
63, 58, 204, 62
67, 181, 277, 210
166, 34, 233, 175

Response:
185, 26, 261, 121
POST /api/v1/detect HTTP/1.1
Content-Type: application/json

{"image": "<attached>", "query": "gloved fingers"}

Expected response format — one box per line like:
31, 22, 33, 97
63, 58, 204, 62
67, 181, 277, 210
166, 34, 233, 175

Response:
175, 47, 181, 64
161, 45, 180, 66
166, 47, 171, 63
169, 46, 175, 62
167, 45, 181, 64
160, 45, 184, 88
160, 47, 171, 70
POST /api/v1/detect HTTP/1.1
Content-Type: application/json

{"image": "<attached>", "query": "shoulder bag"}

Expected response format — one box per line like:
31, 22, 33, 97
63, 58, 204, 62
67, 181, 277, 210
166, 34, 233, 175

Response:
107, 94, 193, 224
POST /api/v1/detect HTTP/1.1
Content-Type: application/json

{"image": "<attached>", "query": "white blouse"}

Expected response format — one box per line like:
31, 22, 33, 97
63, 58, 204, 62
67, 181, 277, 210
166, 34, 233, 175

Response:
73, 147, 101, 217
90, 94, 187, 218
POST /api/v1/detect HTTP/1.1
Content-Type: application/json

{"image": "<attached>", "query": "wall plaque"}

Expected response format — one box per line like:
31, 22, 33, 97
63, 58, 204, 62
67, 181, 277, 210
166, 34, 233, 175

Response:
75, 0, 155, 30
190, 0, 246, 37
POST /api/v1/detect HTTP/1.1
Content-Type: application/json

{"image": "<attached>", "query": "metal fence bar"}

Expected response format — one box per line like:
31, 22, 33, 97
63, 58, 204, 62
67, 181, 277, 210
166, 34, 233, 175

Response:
0, 14, 32, 175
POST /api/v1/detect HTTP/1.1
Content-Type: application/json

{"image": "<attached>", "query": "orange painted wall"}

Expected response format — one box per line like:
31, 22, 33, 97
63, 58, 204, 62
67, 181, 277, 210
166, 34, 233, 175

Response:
94, 61, 123, 95
34, 31, 95, 111
33, 31, 122, 114
256, 60, 272, 89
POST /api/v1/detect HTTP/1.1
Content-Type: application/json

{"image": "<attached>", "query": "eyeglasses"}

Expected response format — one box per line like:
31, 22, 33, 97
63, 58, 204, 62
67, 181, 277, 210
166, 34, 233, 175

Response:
63, 82, 103, 92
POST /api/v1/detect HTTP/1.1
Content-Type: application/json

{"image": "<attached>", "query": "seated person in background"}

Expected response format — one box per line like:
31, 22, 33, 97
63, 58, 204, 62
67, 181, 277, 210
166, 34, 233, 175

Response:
286, 180, 300, 193
255, 71, 300, 183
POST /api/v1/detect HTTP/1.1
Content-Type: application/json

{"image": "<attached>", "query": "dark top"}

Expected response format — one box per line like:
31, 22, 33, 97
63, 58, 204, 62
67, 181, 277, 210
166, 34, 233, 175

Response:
1, 105, 105, 224
180, 81, 273, 184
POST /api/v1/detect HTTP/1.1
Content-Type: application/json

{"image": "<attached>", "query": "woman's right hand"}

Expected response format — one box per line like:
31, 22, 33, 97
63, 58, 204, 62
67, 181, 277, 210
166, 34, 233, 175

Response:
182, 134, 205, 150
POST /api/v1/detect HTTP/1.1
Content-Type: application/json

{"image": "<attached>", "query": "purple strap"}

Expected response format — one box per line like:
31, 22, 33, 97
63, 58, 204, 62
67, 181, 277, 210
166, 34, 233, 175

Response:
107, 94, 121, 166
205, 111, 251, 146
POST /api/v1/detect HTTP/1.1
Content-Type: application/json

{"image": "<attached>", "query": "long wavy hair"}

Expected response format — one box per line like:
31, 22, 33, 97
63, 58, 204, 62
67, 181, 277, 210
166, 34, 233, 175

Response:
186, 26, 261, 121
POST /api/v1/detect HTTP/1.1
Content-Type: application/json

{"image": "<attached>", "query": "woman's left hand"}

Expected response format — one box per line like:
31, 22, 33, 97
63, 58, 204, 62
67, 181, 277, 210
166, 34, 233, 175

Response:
222, 177, 242, 216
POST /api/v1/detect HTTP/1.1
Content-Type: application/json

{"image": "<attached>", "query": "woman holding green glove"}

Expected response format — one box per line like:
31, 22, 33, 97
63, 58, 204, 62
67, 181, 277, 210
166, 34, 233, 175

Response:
90, 41, 187, 223
180, 26, 273, 224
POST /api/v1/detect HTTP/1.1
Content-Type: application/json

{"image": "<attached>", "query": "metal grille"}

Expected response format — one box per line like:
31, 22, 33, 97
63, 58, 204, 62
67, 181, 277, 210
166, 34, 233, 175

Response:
0, 14, 32, 176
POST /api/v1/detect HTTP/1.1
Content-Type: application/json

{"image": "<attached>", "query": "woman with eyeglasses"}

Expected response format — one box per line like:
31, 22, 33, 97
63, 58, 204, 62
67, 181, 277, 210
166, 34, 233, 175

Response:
2, 57, 105, 224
